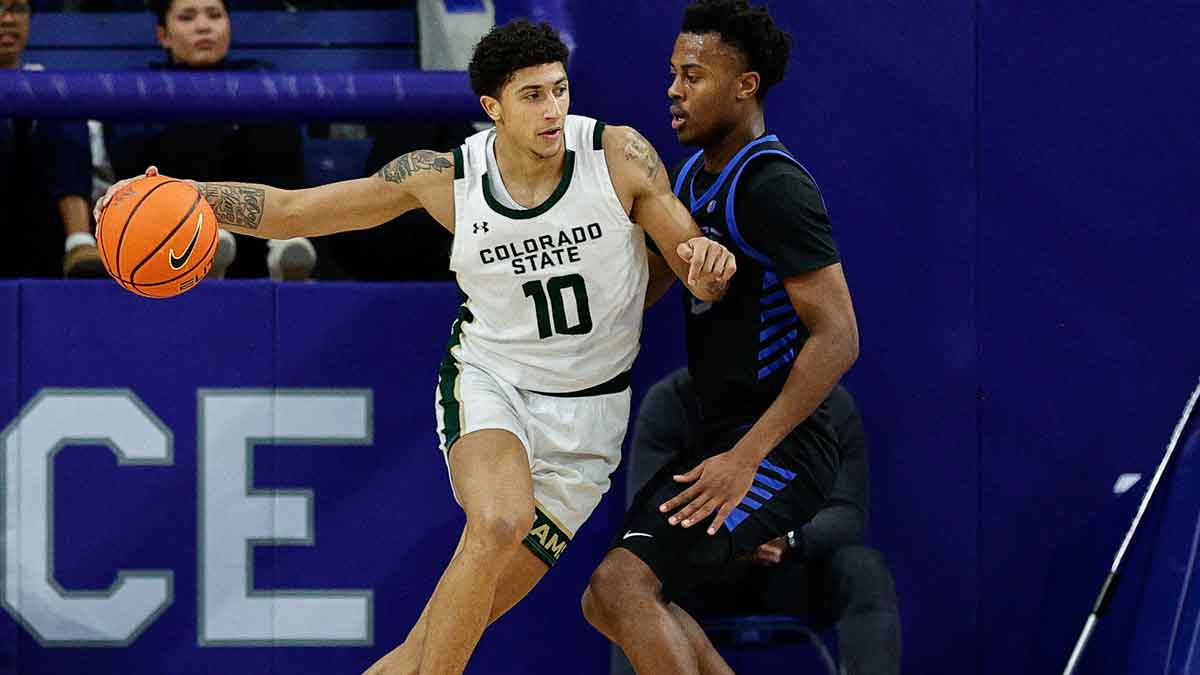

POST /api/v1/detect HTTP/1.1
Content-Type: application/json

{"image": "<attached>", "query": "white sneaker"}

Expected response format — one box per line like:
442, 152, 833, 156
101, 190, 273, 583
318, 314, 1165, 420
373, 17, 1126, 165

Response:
267, 237, 317, 281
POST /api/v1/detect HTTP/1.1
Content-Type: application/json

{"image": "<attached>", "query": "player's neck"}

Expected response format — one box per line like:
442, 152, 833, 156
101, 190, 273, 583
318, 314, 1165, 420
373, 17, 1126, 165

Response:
493, 131, 565, 204
702, 111, 766, 173
0, 57, 21, 70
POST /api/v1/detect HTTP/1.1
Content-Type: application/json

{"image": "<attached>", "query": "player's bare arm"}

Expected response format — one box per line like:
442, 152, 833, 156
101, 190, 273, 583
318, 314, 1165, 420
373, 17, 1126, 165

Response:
644, 250, 677, 308
662, 263, 859, 533
603, 124, 736, 301
94, 149, 456, 239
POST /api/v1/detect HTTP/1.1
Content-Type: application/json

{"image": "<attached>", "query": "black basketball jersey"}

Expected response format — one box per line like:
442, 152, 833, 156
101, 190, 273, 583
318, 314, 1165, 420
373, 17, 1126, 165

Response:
671, 135, 839, 450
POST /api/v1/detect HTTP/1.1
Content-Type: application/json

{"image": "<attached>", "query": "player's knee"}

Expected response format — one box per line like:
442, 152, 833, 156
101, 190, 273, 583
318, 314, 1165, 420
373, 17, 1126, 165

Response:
584, 553, 656, 620
464, 510, 535, 553
580, 584, 607, 629
831, 546, 898, 613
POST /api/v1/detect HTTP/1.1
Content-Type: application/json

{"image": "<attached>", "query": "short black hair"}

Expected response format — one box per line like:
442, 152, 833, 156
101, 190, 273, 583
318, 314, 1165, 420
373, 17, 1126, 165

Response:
150, 0, 229, 28
681, 0, 792, 99
468, 19, 569, 99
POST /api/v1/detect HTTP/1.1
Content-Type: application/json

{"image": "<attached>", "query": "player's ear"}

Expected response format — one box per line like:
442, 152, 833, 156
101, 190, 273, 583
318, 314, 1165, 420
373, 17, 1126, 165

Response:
735, 71, 761, 101
479, 95, 502, 123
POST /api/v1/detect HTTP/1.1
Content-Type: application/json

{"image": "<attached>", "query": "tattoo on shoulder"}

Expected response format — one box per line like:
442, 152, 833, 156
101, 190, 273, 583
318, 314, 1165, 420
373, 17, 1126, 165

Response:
200, 184, 265, 231
375, 150, 453, 184
622, 128, 666, 182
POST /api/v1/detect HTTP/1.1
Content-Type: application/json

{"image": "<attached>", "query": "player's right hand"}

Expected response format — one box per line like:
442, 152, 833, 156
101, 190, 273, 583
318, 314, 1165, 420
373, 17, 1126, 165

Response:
94, 165, 160, 223
676, 236, 736, 299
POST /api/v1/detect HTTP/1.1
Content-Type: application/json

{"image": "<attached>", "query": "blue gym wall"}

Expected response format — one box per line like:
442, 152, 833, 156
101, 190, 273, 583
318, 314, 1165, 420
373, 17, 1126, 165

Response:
0, 281, 688, 674
571, 1, 1200, 673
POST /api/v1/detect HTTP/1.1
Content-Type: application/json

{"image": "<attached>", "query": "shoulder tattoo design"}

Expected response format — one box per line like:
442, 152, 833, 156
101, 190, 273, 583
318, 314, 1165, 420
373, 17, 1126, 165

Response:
622, 128, 666, 182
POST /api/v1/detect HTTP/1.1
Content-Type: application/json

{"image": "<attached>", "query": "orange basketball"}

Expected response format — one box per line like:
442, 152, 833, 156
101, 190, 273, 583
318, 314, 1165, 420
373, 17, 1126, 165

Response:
96, 175, 218, 299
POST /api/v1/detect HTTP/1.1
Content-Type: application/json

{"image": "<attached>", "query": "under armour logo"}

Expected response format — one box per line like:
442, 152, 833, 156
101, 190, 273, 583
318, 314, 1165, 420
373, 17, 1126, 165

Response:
472, 221, 489, 234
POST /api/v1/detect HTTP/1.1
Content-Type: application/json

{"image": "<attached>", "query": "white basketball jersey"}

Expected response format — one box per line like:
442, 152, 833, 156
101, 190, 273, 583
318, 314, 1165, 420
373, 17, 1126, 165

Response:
448, 115, 648, 393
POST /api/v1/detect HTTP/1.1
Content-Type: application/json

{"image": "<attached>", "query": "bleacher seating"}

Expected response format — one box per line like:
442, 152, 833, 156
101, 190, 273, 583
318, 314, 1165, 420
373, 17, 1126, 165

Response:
24, 9, 418, 71
703, 615, 839, 674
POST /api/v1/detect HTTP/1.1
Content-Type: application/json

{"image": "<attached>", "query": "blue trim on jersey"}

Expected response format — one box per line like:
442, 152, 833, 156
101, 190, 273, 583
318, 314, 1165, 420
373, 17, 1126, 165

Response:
686, 135, 780, 213
673, 150, 704, 198
724, 149, 792, 265
741, 495, 764, 511
761, 316, 800, 342
724, 507, 751, 532
761, 288, 789, 306
726, 147, 829, 267
761, 458, 799, 481
748, 484, 773, 501
761, 304, 793, 322
759, 329, 799, 361
763, 270, 778, 286
758, 347, 797, 379
755, 473, 786, 491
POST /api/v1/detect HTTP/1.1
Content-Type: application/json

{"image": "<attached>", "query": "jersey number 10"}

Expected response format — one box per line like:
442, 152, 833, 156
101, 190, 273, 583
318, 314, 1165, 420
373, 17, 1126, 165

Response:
522, 274, 593, 339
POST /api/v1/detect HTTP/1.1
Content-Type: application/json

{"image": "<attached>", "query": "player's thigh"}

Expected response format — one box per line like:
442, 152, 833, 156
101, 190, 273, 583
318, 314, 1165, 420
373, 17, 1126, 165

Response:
521, 389, 630, 566
449, 428, 534, 521
609, 465, 733, 600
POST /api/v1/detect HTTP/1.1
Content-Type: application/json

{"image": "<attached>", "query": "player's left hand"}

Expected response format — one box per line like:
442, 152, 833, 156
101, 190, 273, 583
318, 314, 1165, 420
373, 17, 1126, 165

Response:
677, 236, 736, 299
660, 449, 757, 535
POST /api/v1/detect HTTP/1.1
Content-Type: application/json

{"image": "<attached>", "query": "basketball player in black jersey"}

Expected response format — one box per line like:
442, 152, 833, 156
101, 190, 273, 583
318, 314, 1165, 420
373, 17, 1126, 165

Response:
582, 2, 861, 672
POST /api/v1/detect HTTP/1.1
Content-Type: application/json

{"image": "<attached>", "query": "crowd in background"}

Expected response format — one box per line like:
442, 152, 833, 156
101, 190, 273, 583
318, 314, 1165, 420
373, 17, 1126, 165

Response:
2, 0, 464, 282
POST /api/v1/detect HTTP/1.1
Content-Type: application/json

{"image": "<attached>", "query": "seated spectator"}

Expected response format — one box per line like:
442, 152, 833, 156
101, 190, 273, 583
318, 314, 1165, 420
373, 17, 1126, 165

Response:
314, 120, 474, 282
0, 0, 103, 279
611, 370, 902, 675
103, 0, 316, 280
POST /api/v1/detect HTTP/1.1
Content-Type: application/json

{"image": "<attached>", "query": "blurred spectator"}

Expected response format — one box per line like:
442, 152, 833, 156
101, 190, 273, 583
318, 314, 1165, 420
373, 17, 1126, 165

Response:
103, 0, 316, 280
0, 0, 103, 279
312, 120, 474, 282
46, 1, 402, 10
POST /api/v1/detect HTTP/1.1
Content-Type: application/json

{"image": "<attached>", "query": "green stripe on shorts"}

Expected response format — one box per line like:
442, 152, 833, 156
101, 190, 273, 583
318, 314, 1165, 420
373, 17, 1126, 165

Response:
437, 305, 472, 451
523, 505, 572, 568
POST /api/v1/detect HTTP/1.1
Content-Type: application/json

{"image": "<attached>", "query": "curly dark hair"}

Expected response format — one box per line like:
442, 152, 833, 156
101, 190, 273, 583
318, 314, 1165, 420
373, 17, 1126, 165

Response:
468, 19, 569, 99
682, 0, 792, 99
150, 0, 229, 27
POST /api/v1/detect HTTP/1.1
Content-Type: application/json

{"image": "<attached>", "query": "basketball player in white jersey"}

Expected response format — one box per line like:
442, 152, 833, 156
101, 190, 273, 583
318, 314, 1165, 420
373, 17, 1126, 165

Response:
98, 19, 736, 675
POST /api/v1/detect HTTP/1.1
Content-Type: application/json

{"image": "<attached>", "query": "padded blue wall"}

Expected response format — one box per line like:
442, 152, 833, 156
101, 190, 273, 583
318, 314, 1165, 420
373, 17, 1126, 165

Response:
0, 281, 688, 674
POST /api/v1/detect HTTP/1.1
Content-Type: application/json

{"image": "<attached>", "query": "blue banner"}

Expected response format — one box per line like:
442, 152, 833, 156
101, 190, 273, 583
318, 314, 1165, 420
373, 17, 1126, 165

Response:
0, 280, 683, 674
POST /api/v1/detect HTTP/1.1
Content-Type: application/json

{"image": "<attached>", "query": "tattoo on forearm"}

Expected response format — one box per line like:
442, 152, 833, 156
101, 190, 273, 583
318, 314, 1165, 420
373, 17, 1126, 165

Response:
200, 184, 265, 231
375, 150, 453, 184
623, 129, 666, 181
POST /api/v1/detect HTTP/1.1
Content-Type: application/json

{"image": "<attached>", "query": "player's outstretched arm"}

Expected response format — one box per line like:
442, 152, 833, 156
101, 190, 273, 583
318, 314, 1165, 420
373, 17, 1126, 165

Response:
602, 124, 735, 302
94, 150, 456, 240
